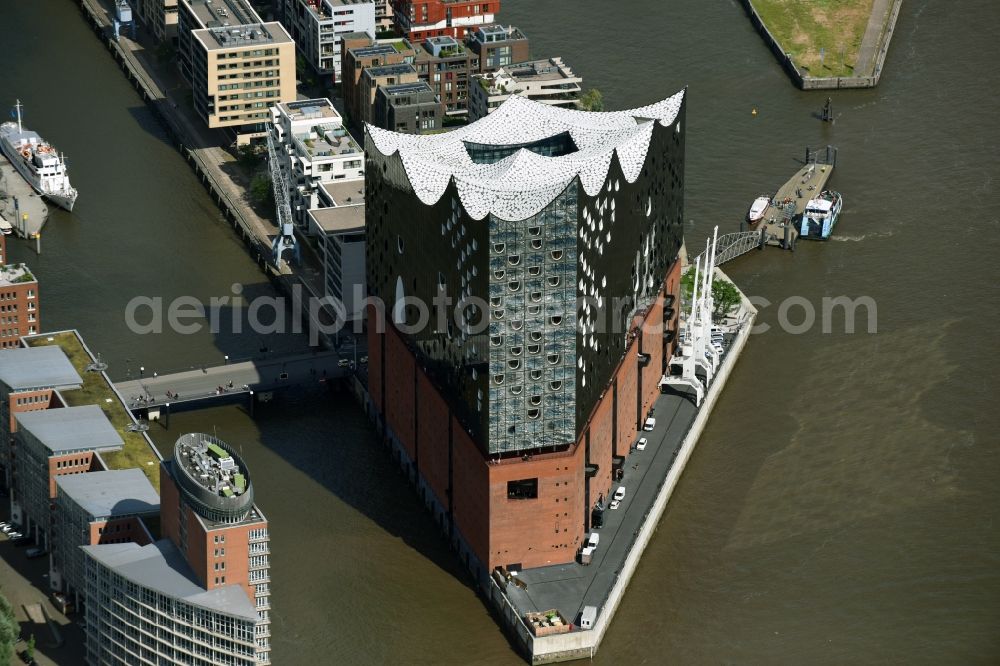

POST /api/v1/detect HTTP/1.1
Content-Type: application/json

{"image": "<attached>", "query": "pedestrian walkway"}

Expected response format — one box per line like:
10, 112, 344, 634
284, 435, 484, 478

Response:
855, 0, 894, 75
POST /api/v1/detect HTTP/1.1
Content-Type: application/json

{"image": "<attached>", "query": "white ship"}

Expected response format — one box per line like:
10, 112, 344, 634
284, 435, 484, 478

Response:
0, 100, 77, 212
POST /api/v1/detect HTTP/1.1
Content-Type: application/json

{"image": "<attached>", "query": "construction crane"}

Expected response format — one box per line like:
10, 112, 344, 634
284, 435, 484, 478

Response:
265, 128, 299, 268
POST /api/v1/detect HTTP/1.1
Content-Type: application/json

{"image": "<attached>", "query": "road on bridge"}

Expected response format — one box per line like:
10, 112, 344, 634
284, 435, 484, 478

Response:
115, 350, 354, 409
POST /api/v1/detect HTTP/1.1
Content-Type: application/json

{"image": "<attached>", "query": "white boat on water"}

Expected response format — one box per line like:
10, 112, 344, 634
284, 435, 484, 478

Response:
0, 100, 77, 212
747, 195, 770, 223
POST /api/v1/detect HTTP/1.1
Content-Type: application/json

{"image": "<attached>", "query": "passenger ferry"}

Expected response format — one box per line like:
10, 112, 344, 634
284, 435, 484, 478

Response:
0, 101, 77, 212
798, 190, 843, 240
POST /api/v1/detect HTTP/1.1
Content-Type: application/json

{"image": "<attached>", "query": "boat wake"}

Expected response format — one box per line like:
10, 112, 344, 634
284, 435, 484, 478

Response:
829, 230, 896, 242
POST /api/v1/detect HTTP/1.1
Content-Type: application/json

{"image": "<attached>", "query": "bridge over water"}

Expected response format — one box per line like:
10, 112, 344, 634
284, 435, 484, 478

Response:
114, 350, 354, 414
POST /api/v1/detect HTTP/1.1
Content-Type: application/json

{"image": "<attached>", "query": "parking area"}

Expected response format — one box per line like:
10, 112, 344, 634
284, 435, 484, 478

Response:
0, 505, 86, 666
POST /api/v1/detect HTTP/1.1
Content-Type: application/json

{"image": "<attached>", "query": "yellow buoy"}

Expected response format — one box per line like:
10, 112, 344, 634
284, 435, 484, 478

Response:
751, 107, 758, 116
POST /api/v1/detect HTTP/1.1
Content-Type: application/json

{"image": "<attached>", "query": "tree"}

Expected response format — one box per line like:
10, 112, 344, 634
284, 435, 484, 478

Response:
249, 173, 273, 209
26, 633, 35, 663
0, 591, 17, 665
236, 144, 263, 171
579, 88, 604, 112
712, 279, 741, 319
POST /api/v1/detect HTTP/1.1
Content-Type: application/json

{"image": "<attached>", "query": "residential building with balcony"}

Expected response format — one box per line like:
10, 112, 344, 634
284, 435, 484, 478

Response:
277, 0, 376, 82
413, 35, 480, 116
391, 0, 497, 42
178, 0, 296, 144
271, 99, 365, 230
135, 0, 180, 43
374, 0, 393, 32
466, 24, 528, 73
53, 469, 159, 608
373, 80, 440, 133
341, 33, 416, 126
0, 260, 41, 349
308, 180, 366, 322
359, 63, 421, 124
363, 90, 687, 579
13, 405, 124, 551
468, 57, 582, 121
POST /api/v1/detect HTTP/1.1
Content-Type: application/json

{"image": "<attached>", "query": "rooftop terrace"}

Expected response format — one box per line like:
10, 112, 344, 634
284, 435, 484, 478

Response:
293, 124, 361, 159
279, 98, 341, 122
24, 332, 163, 490
0, 263, 37, 287
185, 0, 260, 28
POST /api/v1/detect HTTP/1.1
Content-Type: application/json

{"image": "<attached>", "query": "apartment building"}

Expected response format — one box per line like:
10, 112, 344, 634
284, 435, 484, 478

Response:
13, 406, 124, 551
53, 469, 159, 607
359, 63, 421, 124
373, 80, 440, 133
468, 57, 582, 121
466, 24, 528, 73
135, 0, 180, 43
178, 0, 296, 144
341, 33, 416, 125
0, 261, 40, 349
83, 432, 271, 665
413, 35, 479, 115
374, 0, 393, 32
277, 0, 376, 81
308, 180, 366, 323
391, 0, 497, 42
271, 99, 365, 230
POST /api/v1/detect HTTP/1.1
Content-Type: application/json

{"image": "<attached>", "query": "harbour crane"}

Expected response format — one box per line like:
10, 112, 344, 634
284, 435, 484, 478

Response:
265, 128, 299, 268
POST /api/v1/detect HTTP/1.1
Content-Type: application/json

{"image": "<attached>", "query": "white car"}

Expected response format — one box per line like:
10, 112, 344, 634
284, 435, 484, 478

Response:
643, 417, 656, 431
636, 437, 648, 451
587, 532, 600, 548
613, 486, 626, 502
610, 499, 621, 510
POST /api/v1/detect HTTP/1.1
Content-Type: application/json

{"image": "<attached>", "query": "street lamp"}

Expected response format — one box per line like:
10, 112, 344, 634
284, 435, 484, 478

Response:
224, 355, 230, 365
139, 366, 145, 379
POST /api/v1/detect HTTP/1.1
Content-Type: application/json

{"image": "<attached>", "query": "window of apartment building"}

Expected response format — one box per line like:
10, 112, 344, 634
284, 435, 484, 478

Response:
507, 478, 538, 500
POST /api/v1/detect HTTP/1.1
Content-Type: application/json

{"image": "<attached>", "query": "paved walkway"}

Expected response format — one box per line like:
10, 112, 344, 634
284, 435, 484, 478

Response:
114, 350, 351, 409
855, 0, 893, 75
0, 160, 47, 238
504, 330, 738, 623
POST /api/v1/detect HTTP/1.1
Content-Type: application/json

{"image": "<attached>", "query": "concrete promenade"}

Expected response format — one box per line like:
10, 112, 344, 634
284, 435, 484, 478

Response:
114, 350, 350, 411
491, 270, 758, 663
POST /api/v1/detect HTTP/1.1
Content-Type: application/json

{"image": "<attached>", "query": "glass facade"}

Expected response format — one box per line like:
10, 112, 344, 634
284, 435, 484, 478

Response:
487, 182, 577, 452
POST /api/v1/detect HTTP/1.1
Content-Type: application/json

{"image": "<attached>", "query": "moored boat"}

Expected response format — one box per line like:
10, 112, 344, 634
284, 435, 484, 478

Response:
798, 190, 843, 240
0, 100, 78, 212
747, 195, 771, 224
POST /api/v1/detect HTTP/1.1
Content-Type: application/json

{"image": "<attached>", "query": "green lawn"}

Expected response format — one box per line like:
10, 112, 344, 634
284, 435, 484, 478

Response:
26, 332, 161, 491
753, 0, 875, 78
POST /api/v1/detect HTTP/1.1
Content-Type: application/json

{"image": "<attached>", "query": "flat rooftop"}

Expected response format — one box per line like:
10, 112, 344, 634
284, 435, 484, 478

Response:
56, 469, 160, 520
293, 125, 361, 159
308, 205, 365, 235
365, 63, 416, 78
0, 263, 37, 287
0, 345, 82, 391
16, 404, 124, 455
82, 540, 258, 621
193, 21, 293, 50
382, 81, 434, 96
319, 180, 365, 207
184, 0, 260, 28
472, 24, 527, 43
503, 57, 576, 82
278, 98, 341, 122
176, 434, 249, 501
351, 41, 412, 58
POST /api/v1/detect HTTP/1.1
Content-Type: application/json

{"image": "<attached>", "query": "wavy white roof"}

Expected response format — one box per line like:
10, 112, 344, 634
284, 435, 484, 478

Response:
366, 90, 685, 221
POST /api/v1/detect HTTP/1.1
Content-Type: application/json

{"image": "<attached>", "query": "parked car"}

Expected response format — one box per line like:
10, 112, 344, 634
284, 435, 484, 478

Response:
613, 486, 626, 502
7, 531, 23, 539
610, 499, 621, 510
586, 532, 600, 548
636, 437, 648, 451
337, 359, 350, 368
359, 356, 368, 365
26, 546, 47, 559
643, 417, 656, 431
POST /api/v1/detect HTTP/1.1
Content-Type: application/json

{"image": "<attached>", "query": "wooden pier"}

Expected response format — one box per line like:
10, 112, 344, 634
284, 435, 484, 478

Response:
0, 158, 48, 239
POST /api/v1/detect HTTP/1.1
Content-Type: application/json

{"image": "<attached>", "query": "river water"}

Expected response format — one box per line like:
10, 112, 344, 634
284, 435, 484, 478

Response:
2, 0, 998, 663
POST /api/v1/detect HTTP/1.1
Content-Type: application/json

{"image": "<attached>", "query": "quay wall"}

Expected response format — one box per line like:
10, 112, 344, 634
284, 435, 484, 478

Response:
72, 0, 278, 273
739, 0, 901, 90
